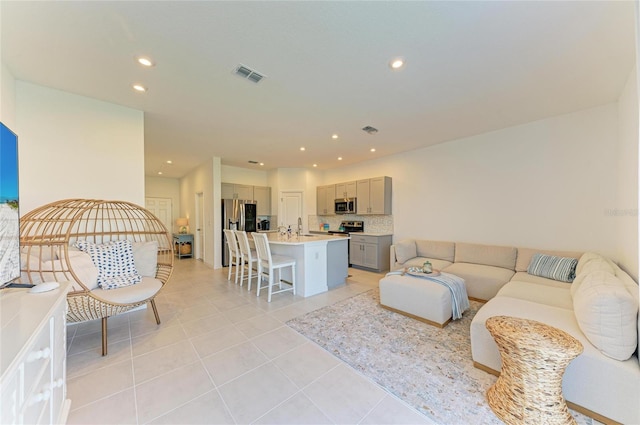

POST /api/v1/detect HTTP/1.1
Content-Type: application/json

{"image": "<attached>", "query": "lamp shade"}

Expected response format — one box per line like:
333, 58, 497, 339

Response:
176, 218, 188, 234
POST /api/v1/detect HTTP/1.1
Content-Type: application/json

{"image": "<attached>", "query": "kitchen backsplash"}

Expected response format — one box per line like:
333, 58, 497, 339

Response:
308, 215, 394, 234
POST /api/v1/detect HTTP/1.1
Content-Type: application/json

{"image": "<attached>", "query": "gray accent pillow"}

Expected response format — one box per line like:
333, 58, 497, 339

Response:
527, 253, 578, 283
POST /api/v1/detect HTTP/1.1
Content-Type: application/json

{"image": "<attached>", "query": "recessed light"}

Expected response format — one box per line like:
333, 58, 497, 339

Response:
389, 57, 405, 69
132, 84, 147, 92
136, 56, 155, 67
337, 157, 343, 161
370, 148, 376, 152
313, 164, 318, 167
332, 134, 339, 140
166, 160, 172, 164
300, 147, 306, 151
259, 163, 264, 166
157, 171, 163, 175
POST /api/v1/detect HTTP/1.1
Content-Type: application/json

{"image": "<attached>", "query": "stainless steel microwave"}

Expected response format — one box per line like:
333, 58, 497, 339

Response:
335, 198, 356, 214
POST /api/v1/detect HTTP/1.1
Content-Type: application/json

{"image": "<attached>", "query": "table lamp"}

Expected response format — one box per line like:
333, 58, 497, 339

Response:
176, 218, 189, 234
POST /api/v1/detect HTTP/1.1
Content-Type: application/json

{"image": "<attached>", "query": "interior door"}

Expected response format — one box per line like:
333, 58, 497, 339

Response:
280, 191, 303, 233
145, 197, 173, 234
195, 192, 204, 260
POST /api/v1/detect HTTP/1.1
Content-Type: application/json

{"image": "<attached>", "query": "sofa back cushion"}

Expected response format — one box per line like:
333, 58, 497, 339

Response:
454, 242, 517, 270
516, 247, 583, 272
571, 252, 618, 297
415, 240, 455, 262
394, 240, 417, 264
573, 270, 639, 361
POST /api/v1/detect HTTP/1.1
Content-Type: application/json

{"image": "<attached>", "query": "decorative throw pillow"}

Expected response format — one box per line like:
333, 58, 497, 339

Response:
573, 270, 639, 361
74, 240, 141, 290
395, 240, 417, 264
132, 241, 158, 277
527, 253, 578, 283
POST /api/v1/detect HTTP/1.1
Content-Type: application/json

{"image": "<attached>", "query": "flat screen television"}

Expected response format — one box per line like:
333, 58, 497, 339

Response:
0, 122, 20, 286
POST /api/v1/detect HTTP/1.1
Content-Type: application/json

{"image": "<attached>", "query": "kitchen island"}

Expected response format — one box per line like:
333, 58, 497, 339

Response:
262, 233, 349, 297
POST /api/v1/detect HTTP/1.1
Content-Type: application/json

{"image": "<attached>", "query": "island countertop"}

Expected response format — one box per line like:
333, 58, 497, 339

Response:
262, 233, 349, 245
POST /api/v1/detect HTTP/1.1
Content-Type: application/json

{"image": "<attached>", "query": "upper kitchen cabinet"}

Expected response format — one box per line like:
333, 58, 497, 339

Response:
356, 176, 392, 215
253, 185, 271, 215
335, 181, 357, 199
222, 183, 254, 200
317, 184, 336, 215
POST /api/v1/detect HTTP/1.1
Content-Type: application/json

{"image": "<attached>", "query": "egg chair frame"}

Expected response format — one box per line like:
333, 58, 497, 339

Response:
19, 199, 174, 355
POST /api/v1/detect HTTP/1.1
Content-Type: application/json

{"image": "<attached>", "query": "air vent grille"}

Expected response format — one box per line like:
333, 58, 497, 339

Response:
362, 126, 379, 134
248, 160, 259, 164
234, 64, 265, 83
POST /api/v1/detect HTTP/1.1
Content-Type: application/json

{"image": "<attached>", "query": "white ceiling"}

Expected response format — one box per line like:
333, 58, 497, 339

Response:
1, 1, 635, 179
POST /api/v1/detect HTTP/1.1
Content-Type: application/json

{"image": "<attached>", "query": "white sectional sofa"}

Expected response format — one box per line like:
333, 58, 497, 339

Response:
390, 240, 640, 424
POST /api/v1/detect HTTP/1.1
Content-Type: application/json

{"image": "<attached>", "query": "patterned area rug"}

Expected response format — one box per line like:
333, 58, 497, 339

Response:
287, 289, 593, 425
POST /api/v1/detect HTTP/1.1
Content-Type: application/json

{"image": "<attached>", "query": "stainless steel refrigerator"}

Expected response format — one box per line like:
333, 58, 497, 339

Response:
222, 199, 257, 267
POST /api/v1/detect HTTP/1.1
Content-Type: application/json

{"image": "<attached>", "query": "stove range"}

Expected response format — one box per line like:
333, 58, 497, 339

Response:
328, 220, 364, 235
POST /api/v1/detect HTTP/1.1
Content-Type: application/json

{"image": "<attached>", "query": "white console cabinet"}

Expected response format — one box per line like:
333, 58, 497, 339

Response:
1, 282, 71, 425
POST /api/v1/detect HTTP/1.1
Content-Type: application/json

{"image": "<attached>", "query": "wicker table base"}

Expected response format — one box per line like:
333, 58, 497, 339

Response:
485, 316, 583, 425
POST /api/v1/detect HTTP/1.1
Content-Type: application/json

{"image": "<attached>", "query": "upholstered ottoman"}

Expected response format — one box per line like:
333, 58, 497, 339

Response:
379, 274, 454, 327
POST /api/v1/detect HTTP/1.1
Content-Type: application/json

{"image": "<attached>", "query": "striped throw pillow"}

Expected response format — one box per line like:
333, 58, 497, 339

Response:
527, 253, 578, 283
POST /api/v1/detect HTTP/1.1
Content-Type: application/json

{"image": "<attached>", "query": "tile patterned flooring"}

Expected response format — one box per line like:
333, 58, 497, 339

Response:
65, 259, 434, 425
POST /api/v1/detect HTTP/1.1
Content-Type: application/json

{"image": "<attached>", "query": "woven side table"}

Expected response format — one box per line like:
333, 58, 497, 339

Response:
485, 316, 583, 425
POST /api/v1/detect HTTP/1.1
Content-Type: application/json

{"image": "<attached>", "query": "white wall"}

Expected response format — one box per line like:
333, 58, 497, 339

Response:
324, 103, 622, 260
616, 66, 639, 279
180, 158, 215, 267
1, 63, 16, 128
221, 165, 268, 186
16, 82, 145, 213
145, 176, 181, 233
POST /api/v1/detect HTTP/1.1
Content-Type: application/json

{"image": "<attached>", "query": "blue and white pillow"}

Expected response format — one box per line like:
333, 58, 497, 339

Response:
74, 240, 142, 290
527, 253, 578, 283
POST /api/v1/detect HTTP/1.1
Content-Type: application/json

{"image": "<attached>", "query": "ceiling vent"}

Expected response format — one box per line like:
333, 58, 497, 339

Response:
248, 160, 259, 164
362, 126, 379, 134
234, 64, 265, 83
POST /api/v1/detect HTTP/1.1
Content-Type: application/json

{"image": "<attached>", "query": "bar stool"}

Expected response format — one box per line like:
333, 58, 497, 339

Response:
223, 229, 241, 284
251, 232, 296, 302
234, 230, 258, 291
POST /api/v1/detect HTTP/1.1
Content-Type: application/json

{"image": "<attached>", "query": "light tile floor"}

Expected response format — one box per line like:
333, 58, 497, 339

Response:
66, 259, 434, 425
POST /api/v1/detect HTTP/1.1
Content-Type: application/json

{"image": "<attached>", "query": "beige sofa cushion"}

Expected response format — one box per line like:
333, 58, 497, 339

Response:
443, 262, 514, 301
394, 240, 417, 264
415, 240, 455, 262
454, 242, 516, 270
510, 271, 573, 289
573, 270, 639, 361
516, 247, 582, 272
497, 280, 573, 310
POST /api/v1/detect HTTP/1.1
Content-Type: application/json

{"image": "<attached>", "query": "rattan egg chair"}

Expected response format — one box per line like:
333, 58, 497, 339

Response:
19, 199, 174, 355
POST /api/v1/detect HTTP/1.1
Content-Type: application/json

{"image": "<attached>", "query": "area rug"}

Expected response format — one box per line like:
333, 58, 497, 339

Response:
286, 289, 593, 425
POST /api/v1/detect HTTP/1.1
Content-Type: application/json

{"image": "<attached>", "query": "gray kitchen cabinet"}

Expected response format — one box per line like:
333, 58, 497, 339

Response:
222, 183, 254, 200
317, 184, 335, 215
254, 185, 271, 215
335, 181, 357, 199
356, 176, 392, 215
350, 234, 392, 271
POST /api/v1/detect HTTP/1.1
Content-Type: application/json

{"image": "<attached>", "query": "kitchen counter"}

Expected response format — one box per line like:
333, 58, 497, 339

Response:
261, 232, 349, 297
265, 233, 349, 244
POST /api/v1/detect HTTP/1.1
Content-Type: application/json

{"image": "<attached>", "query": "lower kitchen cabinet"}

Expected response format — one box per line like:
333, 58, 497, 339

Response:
350, 234, 392, 272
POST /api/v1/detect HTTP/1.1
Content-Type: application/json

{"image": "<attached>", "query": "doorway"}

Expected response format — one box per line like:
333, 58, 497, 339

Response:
279, 191, 303, 233
195, 192, 204, 261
